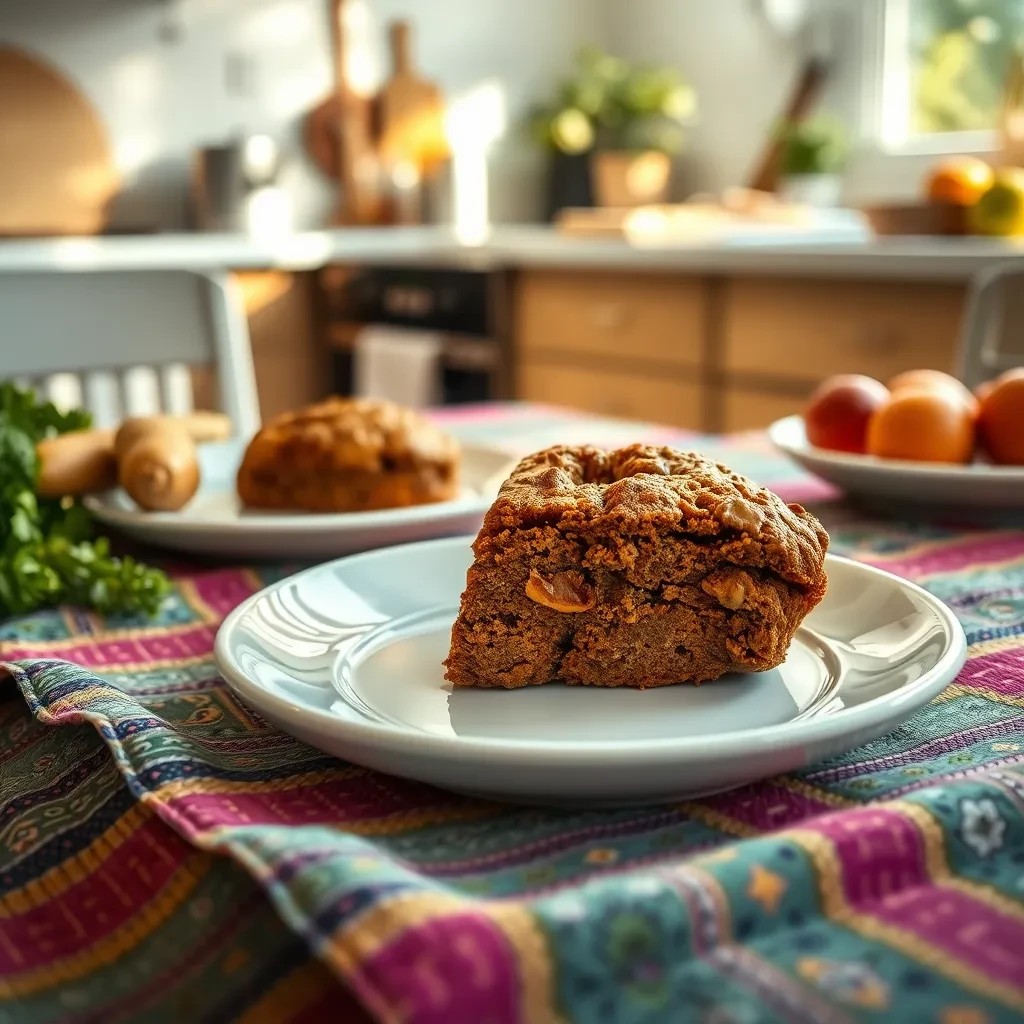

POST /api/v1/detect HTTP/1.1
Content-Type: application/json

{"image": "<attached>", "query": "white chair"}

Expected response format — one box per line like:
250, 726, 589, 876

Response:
0, 269, 260, 437
956, 263, 1024, 390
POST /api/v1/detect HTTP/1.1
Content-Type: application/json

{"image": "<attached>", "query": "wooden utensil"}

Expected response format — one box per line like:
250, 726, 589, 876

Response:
377, 21, 448, 179
0, 46, 118, 235
303, 0, 376, 224
304, 0, 347, 179
746, 57, 828, 194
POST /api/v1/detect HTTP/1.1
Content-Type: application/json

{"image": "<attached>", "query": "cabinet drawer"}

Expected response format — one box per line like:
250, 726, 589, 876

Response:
721, 386, 808, 433
517, 271, 704, 367
723, 278, 965, 384
519, 360, 701, 429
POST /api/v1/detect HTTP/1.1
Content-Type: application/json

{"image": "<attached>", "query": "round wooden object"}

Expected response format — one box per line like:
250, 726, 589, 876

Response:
0, 47, 119, 235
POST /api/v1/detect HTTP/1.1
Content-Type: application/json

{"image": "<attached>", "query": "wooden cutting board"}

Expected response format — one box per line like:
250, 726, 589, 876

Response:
377, 21, 447, 176
0, 46, 118, 235
305, 0, 352, 182
304, 0, 379, 224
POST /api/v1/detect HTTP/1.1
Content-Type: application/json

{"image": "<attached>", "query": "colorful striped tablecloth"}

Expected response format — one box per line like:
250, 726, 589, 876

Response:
2, 403, 1023, 1024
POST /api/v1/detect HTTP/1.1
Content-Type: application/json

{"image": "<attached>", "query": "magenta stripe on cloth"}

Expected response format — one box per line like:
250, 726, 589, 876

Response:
764, 478, 838, 505
0, 817, 186, 974
959, 647, 1024, 697
162, 783, 463, 838
868, 532, 1024, 579
814, 808, 930, 904
351, 913, 522, 1024
186, 570, 261, 617
870, 886, 1024, 988
808, 804, 1024, 986
705, 781, 839, 831
4, 627, 219, 665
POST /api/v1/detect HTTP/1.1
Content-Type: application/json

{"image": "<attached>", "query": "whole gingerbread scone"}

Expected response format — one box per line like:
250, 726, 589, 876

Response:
445, 444, 828, 689
237, 397, 460, 513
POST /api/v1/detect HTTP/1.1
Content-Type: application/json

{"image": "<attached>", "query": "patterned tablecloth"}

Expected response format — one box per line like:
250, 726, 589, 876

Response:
2, 403, 1023, 1024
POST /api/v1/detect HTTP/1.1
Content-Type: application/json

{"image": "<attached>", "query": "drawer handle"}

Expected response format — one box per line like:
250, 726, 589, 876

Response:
590, 303, 630, 331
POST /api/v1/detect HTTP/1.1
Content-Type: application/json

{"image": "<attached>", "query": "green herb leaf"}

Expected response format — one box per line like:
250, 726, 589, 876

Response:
0, 383, 170, 620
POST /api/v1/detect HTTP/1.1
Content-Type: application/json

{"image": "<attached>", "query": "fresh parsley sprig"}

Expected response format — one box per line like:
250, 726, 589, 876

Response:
0, 383, 170, 618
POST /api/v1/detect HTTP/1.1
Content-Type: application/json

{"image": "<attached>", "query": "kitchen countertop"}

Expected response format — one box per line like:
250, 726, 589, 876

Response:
1, 225, 1023, 280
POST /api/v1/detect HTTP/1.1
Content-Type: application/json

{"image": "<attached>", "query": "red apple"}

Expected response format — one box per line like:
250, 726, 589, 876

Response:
804, 374, 890, 454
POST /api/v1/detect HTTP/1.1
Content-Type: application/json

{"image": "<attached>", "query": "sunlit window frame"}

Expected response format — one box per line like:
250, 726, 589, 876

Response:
863, 0, 1000, 155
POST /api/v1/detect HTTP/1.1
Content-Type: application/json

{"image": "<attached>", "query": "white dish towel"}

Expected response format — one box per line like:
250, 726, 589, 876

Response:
352, 325, 443, 408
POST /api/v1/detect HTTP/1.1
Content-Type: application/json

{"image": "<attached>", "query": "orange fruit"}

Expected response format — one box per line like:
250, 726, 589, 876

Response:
977, 369, 1024, 464
925, 156, 994, 206
887, 369, 978, 415
974, 379, 996, 406
866, 387, 975, 463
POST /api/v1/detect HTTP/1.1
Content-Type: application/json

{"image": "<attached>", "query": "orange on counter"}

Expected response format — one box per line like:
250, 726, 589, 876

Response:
977, 369, 1024, 464
887, 369, 979, 415
925, 156, 994, 207
866, 387, 975, 464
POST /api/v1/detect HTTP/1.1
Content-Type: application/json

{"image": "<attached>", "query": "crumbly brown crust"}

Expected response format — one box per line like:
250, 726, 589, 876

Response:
237, 397, 460, 512
444, 444, 829, 689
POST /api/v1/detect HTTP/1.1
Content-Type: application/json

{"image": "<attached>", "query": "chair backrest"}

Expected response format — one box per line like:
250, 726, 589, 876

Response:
0, 268, 260, 437
956, 264, 1024, 390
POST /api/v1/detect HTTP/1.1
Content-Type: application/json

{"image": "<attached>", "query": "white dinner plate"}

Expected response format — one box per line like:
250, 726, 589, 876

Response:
85, 440, 515, 560
769, 415, 1024, 510
214, 535, 966, 806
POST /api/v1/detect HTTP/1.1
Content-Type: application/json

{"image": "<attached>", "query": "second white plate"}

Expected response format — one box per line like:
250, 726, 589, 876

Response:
86, 440, 515, 560
214, 536, 966, 806
769, 414, 1024, 509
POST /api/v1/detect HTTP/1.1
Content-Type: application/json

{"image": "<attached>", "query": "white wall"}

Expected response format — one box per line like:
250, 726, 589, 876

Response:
599, 0, 983, 205
0, 0, 598, 228
0, 0, 954, 228
601, 0, 877, 198
602, 0, 802, 196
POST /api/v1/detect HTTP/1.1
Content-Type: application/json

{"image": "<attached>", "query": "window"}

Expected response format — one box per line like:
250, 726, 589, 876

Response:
878, 0, 1024, 149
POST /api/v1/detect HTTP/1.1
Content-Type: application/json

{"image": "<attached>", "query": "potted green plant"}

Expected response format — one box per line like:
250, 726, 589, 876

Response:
777, 115, 849, 207
529, 47, 696, 214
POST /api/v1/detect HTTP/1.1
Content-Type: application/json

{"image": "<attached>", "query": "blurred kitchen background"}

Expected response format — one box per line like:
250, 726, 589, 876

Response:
3, 0, 1024, 432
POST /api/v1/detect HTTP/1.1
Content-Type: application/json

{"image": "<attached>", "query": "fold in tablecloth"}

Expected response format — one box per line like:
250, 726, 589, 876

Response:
2, 407, 1024, 1023
0, 691, 356, 1021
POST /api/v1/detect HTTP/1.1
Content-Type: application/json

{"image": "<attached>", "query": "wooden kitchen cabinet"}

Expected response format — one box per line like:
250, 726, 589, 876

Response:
515, 269, 708, 425
236, 271, 325, 421
722, 278, 966, 384
193, 271, 326, 422
513, 269, 969, 432
517, 270, 705, 367
519, 361, 702, 429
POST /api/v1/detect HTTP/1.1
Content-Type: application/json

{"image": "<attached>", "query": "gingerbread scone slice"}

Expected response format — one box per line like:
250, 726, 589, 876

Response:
444, 444, 828, 690
237, 397, 460, 513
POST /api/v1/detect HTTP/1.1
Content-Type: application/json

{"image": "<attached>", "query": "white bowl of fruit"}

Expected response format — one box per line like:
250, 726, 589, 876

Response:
768, 368, 1024, 509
